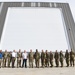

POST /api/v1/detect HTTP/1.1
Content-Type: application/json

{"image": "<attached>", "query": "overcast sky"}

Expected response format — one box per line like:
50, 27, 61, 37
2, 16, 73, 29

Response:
0, 0, 75, 52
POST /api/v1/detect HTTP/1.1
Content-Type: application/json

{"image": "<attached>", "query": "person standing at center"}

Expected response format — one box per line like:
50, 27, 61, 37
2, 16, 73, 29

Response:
45, 50, 49, 67
49, 51, 53, 67
22, 50, 28, 68
54, 50, 59, 67
3, 50, 8, 67
34, 49, 40, 68
65, 50, 69, 67
17, 49, 22, 68
12, 50, 17, 68
59, 50, 64, 67
70, 49, 75, 67
41, 50, 45, 68
7, 51, 12, 67
28, 49, 34, 68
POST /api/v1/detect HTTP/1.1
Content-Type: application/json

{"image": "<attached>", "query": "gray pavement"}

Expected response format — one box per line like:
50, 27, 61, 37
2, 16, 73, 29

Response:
0, 67, 75, 75
0, 58, 75, 75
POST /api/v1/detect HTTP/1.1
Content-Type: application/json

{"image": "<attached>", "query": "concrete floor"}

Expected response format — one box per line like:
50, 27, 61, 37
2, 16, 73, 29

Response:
0, 67, 75, 75
0, 58, 75, 75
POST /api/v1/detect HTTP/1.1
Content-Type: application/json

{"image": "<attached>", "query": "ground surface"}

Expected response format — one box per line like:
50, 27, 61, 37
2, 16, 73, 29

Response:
0, 67, 75, 75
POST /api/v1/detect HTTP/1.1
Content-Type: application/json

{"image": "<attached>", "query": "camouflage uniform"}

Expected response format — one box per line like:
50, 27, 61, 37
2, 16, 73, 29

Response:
12, 50, 17, 68
3, 50, 8, 67
49, 51, 53, 67
41, 50, 45, 68
17, 51, 22, 68
54, 50, 59, 67
65, 50, 69, 67
45, 50, 49, 67
60, 51, 64, 67
34, 49, 40, 68
29, 50, 34, 68
7, 52, 12, 67
70, 49, 75, 66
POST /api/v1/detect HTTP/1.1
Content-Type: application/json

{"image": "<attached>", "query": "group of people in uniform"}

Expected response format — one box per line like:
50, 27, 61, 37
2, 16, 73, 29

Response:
0, 49, 75, 68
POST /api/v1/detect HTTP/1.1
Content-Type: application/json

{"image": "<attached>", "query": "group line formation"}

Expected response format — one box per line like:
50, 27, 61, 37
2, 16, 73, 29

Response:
0, 49, 75, 68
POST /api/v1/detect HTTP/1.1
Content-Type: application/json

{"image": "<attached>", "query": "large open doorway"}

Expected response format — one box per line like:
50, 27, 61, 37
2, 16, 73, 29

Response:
0, 7, 68, 52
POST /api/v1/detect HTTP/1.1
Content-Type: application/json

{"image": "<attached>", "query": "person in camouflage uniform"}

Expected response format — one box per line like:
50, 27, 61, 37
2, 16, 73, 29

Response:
49, 51, 53, 67
65, 50, 69, 67
45, 50, 49, 67
41, 50, 45, 68
34, 49, 40, 68
59, 50, 64, 67
54, 50, 59, 67
7, 51, 12, 67
70, 49, 75, 67
17, 49, 22, 68
28, 49, 34, 68
3, 50, 8, 67
11, 50, 17, 68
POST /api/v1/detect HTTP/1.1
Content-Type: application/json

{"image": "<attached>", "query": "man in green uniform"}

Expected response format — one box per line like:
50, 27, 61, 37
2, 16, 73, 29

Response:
17, 49, 22, 68
45, 50, 49, 67
70, 49, 75, 67
12, 50, 17, 68
3, 50, 8, 67
34, 49, 40, 68
49, 51, 53, 67
7, 51, 12, 67
41, 50, 45, 68
54, 50, 59, 67
29, 49, 34, 68
65, 50, 69, 67
60, 50, 64, 67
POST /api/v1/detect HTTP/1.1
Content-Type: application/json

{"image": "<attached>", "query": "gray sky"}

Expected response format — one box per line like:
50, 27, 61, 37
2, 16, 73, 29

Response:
0, 0, 75, 52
